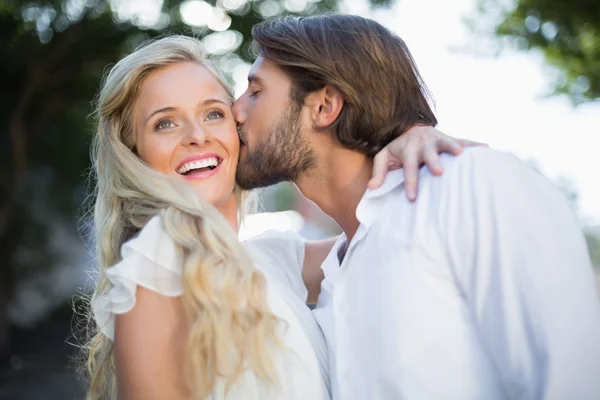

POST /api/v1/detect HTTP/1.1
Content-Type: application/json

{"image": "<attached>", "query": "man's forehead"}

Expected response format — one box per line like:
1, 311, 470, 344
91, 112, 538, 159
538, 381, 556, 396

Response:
248, 56, 284, 83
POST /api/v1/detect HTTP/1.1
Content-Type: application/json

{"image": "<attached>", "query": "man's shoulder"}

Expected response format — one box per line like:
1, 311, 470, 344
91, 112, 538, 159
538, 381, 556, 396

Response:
418, 146, 558, 216
363, 147, 535, 215
368, 147, 535, 220
420, 147, 534, 193
375, 147, 519, 198
438, 146, 522, 174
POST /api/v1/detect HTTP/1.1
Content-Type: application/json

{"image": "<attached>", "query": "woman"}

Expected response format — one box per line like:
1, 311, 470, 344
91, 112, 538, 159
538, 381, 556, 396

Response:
84, 35, 466, 399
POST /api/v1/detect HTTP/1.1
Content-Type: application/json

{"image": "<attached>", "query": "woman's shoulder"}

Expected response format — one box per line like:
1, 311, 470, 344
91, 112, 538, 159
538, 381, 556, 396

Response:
120, 216, 182, 275
243, 230, 308, 302
93, 216, 184, 340
243, 229, 304, 252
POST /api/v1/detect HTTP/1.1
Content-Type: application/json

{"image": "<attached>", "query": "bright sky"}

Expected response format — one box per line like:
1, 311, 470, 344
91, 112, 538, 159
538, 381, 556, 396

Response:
339, 0, 600, 224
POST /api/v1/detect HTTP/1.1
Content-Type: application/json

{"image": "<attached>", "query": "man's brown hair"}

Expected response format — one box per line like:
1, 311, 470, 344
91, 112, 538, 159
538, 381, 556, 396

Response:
252, 14, 438, 156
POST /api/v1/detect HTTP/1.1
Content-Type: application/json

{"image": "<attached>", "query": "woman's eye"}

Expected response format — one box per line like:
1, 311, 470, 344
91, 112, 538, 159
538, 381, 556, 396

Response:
206, 110, 225, 121
249, 90, 260, 98
155, 119, 175, 130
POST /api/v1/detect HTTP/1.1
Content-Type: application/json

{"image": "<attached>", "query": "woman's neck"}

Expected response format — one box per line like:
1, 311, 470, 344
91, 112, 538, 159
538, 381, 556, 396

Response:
215, 192, 239, 232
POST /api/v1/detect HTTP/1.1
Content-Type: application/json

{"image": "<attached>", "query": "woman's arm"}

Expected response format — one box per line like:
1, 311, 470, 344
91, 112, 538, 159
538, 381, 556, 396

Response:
113, 286, 191, 400
303, 238, 338, 304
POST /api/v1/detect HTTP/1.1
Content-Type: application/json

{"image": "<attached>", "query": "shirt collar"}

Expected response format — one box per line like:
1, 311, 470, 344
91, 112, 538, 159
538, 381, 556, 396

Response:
320, 169, 406, 286
321, 234, 347, 286
356, 169, 406, 228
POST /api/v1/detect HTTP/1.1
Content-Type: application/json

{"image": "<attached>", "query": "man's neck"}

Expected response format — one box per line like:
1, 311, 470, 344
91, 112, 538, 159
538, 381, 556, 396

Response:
295, 146, 373, 243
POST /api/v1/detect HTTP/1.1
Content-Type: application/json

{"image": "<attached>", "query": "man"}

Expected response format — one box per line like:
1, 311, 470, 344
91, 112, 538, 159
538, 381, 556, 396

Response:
232, 14, 600, 399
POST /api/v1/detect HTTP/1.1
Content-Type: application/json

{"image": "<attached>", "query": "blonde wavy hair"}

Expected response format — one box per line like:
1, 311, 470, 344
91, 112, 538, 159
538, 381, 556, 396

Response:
82, 35, 280, 399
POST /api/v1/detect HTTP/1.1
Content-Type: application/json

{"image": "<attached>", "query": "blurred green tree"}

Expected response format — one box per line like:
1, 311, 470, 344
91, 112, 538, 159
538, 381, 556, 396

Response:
524, 160, 600, 268
470, 0, 600, 104
586, 231, 600, 268
0, 0, 393, 362
543, 171, 600, 270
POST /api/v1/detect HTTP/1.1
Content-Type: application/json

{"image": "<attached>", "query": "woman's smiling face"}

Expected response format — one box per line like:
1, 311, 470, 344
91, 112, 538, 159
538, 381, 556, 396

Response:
133, 61, 239, 209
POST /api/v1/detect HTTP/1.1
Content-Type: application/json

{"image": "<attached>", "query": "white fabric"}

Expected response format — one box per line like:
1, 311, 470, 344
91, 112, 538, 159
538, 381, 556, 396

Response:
93, 217, 330, 400
243, 231, 331, 393
243, 230, 308, 302
314, 147, 600, 400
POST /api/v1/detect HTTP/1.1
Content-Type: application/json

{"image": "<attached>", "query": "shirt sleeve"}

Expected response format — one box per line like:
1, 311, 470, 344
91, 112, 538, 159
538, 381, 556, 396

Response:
243, 230, 308, 302
436, 148, 600, 399
92, 216, 183, 341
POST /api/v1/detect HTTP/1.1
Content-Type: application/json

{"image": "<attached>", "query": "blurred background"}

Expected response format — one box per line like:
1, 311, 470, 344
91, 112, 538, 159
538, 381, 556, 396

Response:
0, 0, 599, 398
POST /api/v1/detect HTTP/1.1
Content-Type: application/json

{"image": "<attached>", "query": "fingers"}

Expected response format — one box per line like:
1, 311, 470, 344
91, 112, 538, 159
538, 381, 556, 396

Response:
401, 148, 419, 201
436, 136, 464, 155
422, 144, 444, 176
367, 150, 390, 190
457, 138, 488, 148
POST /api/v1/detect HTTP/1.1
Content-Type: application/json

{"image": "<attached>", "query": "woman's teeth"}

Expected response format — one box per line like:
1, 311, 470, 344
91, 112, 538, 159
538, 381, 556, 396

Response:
176, 157, 219, 175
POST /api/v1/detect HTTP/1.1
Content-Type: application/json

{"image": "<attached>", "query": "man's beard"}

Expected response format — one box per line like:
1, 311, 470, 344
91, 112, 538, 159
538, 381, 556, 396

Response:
236, 106, 316, 190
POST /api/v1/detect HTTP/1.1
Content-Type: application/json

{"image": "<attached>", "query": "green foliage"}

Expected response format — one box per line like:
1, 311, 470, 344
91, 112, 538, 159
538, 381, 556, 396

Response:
472, 0, 600, 104
586, 230, 600, 270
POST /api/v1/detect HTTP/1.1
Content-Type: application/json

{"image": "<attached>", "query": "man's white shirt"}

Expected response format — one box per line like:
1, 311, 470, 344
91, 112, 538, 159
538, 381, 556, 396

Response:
313, 147, 600, 400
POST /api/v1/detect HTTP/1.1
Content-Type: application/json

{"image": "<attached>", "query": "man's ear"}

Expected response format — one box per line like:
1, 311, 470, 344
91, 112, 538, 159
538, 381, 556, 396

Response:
305, 85, 344, 129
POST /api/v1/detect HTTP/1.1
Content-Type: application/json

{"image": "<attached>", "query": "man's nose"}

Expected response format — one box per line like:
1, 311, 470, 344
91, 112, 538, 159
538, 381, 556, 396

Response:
232, 97, 246, 125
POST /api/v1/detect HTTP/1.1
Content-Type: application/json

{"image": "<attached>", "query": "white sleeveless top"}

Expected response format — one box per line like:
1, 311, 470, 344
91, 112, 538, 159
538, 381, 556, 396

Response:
93, 216, 330, 399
